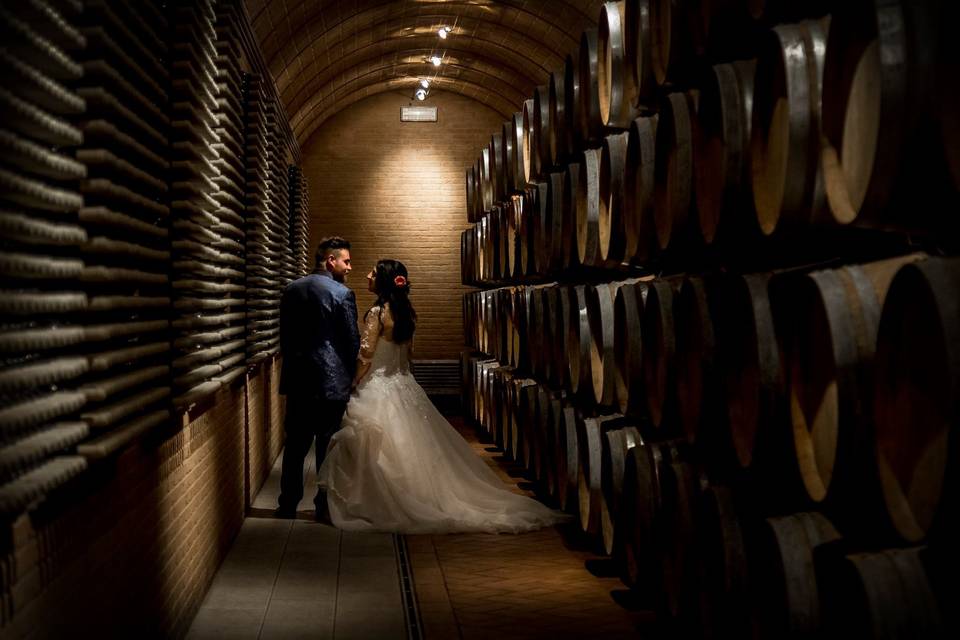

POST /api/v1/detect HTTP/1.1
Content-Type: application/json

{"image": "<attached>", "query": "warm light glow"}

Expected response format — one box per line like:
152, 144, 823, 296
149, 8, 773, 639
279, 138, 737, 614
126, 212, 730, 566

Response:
438, 28, 448, 39
430, 55, 442, 66
419, 78, 430, 89
415, 88, 427, 100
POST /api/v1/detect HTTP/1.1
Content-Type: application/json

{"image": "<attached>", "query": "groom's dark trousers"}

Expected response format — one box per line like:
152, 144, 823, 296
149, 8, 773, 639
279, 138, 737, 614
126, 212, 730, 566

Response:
277, 270, 360, 514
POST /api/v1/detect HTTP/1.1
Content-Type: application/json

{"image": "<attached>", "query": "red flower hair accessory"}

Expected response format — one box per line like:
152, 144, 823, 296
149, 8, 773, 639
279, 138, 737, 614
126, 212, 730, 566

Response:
393, 275, 408, 288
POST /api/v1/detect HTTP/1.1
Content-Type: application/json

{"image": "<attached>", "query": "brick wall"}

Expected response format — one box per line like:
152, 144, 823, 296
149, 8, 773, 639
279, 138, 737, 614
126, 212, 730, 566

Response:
302, 90, 502, 359
0, 359, 285, 638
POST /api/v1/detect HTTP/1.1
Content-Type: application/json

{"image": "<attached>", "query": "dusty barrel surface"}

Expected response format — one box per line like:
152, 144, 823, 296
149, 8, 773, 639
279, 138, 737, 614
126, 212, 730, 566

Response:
599, 131, 630, 265
502, 118, 517, 196
600, 423, 642, 555
564, 284, 593, 399
614, 278, 648, 416
532, 85, 551, 179
872, 257, 960, 544
490, 132, 506, 204
717, 272, 785, 471
576, 148, 604, 267
588, 281, 620, 407
625, 114, 658, 264
750, 511, 841, 638
694, 60, 756, 245
821, 1, 945, 227
696, 485, 750, 638
654, 92, 697, 253
556, 402, 581, 512
480, 147, 493, 212
619, 440, 670, 593
599, 0, 639, 129
577, 413, 629, 536
578, 28, 605, 147
514, 103, 532, 192
817, 545, 944, 638
550, 68, 571, 166
750, 18, 829, 236
643, 279, 679, 430
785, 254, 926, 514
564, 52, 583, 155
625, 0, 656, 109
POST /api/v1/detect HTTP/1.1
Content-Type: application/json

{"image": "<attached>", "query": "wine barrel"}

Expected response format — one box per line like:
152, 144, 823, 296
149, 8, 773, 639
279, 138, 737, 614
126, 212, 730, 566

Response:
498, 204, 511, 280
501, 120, 516, 195
599, 1, 639, 129
697, 485, 750, 639
508, 197, 524, 279
751, 512, 841, 638
512, 106, 530, 192
513, 286, 532, 372
518, 380, 541, 471
550, 69, 571, 166
873, 257, 960, 544
657, 456, 700, 624
562, 161, 580, 271
539, 172, 567, 275
466, 166, 477, 223
694, 60, 756, 245
564, 284, 594, 399
600, 423, 642, 555
521, 184, 544, 276
750, 18, 829, 235
490, 207, 504, 282
643, 279, 679, 430
718, 272, 784, 471
786, 254, 926, 513
509, 378, 537, 462
473, 157, 483, 220
650, 0, 695, 86
502, 287, 519, 368
599, 131, 630, 265
477, 217, 487, 284
578, 28, 605, 146
654, 92, 697, 253
544, 285, 567, 390
614, 278, 649, 416
494, 368, 514, 450
556, 402, 580, 512
533, 179, 554, 276
533, 387, 554, 487
544, 395, 567, 499
821, 1, 946, 228
625, 0, 656, 109
520, 97, 537, 186
620, 440, 670, 592
564, 52, 583, 155
675, 275, 722, 448
578, 413, 629, 535
588, 281, 619, 407
533, 84, 552, 177
818, 546, 944, 638
491, 132, 507, 203
576, 148, 604, 267
528, 286, 547, 380
480, 147, 494, 212
625, 114, 658, 264
460, 229, 470, 286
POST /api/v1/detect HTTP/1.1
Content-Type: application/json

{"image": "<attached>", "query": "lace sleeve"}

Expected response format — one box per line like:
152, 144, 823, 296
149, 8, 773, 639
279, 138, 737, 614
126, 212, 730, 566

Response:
358, 306, 382, 364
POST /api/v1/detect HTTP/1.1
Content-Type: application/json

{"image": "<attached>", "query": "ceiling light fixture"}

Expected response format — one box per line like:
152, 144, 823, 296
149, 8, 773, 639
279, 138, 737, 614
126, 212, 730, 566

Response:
430, 55, 442, 66
419, 78, 430, 89
438, 26, 452, 38
415, 88, 427, 101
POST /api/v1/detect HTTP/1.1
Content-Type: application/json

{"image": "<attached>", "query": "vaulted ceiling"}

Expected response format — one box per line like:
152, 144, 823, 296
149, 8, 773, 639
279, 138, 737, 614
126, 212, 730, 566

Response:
246, 0, 603, 143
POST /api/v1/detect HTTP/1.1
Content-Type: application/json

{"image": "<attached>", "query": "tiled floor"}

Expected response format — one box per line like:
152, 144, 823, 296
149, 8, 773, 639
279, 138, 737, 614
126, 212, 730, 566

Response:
188, 417, 645, 639
186, 447, 407, 640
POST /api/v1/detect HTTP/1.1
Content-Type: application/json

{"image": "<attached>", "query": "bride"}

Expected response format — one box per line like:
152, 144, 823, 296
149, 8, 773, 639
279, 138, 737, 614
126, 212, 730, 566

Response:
317, 259, 567, 534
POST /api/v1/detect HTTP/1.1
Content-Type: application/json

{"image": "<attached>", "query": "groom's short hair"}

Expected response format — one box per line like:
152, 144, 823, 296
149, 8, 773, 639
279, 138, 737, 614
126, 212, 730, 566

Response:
316, 236, 351, 264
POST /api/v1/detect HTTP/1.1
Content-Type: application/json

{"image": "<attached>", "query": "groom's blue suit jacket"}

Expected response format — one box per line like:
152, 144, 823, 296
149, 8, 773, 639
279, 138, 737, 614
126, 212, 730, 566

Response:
279, 271, 361, 402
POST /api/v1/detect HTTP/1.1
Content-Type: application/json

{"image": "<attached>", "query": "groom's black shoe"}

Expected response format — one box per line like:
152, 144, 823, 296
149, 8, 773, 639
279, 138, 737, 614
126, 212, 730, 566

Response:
274, 506, 297, 519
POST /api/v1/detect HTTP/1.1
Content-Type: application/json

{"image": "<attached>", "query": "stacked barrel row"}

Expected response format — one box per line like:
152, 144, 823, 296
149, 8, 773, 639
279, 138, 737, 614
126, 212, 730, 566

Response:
462, 1, 956, 637
463, 254, 956, 636
0, 0, 309, 524
462, 0, 958, 288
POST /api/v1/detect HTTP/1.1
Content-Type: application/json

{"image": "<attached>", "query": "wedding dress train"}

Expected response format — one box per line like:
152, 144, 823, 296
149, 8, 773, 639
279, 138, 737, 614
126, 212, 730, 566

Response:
317, 307, 566, 534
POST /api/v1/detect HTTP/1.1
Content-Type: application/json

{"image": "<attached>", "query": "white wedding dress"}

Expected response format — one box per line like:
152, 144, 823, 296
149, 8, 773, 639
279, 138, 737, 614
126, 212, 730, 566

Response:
317, 305, 566, 534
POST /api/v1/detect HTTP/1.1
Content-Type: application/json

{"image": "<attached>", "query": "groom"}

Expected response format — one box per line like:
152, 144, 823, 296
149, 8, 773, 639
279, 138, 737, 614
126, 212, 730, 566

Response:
277, 236, 360, 521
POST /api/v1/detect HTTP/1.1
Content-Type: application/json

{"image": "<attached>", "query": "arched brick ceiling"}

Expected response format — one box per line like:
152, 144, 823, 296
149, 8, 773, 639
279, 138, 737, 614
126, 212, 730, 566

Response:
246, 0, 603, 142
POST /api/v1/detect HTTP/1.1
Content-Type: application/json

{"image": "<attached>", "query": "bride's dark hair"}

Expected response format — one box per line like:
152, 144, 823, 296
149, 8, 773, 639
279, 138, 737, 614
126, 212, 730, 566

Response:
366, 259, 417, 343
